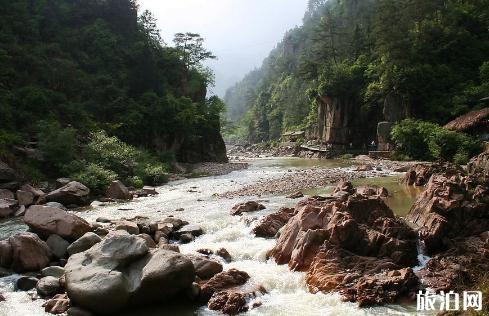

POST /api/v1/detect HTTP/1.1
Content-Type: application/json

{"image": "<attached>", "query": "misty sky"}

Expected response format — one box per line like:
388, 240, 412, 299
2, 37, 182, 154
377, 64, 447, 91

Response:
138, 0, 309, 97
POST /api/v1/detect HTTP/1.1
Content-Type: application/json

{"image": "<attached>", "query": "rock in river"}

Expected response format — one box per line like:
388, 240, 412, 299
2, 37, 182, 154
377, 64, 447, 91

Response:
24, 205, 91, 240
252, 207, 295, 238
2, 232, 52, 272
64, 231, 195, 315
230, 201, 266, 216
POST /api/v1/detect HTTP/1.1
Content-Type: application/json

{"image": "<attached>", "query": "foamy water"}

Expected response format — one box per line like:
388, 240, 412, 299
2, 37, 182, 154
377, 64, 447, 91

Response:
0, 158, 430, 316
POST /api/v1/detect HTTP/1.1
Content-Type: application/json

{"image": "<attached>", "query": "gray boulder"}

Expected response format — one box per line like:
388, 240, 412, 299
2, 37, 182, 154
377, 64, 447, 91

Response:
42, 266, 65, 278
65, 231, 195, 315
46, 234, 70, 259
37, 276, 61, 296
67, 232, 102, 256
45, 181, 90, 206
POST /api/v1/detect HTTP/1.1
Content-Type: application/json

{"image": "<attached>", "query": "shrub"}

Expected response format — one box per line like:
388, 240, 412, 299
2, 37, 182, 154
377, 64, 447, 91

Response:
392, 119, 482, 163
37, 120, 77, 169
71, 163, 117, 195
71, 131, 169, 190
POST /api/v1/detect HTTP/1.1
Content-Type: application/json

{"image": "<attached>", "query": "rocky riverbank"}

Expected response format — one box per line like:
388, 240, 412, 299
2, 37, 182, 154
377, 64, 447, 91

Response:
252, 150, 489, 308
223, 157, 417, 198
0, 201, 259, 315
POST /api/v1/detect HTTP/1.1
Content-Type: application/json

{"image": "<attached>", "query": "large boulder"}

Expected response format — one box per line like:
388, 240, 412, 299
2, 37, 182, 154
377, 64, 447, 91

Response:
5, 232, 51, 272
406, 171, 489, 254
270, 195, 417, 271
65, 231, 195, 315
252, 207, 295, 238
230, 201, 265, 216
105, 181, 132, 200
268, 193, 419, 306
45, 181, 90, 206
24, 205, 91, 240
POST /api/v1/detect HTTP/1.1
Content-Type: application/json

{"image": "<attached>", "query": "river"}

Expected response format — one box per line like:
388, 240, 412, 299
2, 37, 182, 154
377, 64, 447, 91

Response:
0, 158, 426, 316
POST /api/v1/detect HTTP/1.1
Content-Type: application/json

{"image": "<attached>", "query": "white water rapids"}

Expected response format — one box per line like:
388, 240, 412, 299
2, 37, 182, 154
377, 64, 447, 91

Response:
0, 158, 432, 316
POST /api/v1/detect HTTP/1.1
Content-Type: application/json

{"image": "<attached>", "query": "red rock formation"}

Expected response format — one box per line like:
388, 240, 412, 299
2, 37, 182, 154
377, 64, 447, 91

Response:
252, 207, 295, 238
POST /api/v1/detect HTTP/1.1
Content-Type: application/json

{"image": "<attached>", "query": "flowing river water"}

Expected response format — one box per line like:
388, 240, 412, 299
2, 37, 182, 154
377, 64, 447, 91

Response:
0, 158, 428, 316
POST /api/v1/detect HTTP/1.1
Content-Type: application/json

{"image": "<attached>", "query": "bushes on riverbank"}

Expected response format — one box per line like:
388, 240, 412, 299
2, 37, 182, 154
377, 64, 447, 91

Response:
65, 131, 169, 195
391, 119, 482, 164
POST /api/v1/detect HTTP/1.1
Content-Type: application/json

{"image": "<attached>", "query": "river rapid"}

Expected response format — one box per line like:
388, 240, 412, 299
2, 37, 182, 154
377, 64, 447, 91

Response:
0, 158, 427, 316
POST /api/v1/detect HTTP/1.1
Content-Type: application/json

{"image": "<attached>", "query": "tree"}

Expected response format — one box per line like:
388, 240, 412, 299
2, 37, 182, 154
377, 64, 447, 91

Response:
173, 32, 216, 70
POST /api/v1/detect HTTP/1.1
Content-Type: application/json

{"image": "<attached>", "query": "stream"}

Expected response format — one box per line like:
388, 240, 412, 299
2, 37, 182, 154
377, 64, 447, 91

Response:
0, 158, 428, 316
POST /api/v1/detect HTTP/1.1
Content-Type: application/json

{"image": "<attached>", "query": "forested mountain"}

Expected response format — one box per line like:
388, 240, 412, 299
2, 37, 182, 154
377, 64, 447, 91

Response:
225, 0, 489, 144
0, 0, 226, 186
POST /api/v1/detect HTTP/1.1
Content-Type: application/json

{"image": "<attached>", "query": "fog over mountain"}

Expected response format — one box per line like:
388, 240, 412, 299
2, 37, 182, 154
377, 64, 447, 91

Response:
138, 0, 309, 96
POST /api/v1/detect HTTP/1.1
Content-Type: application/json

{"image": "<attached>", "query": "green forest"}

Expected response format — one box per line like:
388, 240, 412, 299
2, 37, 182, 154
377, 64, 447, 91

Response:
225, 0, 489, 145
0, 0, 227, 191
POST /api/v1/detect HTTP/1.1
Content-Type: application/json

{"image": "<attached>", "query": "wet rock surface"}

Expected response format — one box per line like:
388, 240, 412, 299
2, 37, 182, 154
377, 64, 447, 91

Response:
64, 231, 195, 315
269, 181, 419, 306
230, 201, 266, 216
406, 164, 489, 254
252, 207, 295, 238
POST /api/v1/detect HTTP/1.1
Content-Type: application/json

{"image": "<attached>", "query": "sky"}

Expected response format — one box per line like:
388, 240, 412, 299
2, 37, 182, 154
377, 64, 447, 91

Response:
138, 0, 309, 97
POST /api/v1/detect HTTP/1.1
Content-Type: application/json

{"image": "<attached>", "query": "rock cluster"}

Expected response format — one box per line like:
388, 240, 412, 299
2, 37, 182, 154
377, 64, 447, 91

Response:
269, 181, 419, 306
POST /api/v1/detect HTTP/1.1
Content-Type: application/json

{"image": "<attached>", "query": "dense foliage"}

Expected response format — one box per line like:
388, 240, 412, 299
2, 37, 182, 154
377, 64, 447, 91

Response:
225, 0, 489, 143
0, 0, 226, 187
391, 119, 482, 164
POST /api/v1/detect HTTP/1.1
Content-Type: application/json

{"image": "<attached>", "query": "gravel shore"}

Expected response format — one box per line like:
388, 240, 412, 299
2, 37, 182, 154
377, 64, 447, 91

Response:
221, 158, 417, 198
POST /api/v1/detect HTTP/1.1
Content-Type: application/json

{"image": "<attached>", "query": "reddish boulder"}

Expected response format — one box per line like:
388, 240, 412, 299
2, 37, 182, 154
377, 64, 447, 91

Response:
252, 207, 295, 238
200, 269, 250, 301
24, 205, 91, 240
406, 172, 489, 253
333, 180, 354, 194
45, 181, 90, 206
216, 248, 232, 263
417, 235, 489, 292
7, 232, 51, 272
286, 191, 304, 199
270, 195, 417, 271
43, 293, 70, 314
306, 243, 418, 307
106, 181, 132, 200
230, 201, 265, 216
208, 291, 248, 315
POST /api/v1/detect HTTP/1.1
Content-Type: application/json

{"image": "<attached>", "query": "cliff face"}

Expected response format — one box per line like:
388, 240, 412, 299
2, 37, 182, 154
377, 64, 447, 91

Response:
313, 95, 371, 147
